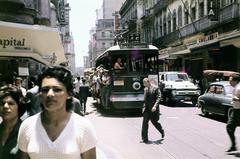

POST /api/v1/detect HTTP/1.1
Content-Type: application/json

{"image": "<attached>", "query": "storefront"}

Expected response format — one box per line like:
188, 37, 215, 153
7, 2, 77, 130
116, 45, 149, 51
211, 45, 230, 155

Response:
0, 21, 67, 86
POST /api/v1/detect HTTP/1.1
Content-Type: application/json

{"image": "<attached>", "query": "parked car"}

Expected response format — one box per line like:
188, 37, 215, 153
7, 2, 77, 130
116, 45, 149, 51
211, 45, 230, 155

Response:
202, 69, 240, 92
197, 81, 234, 117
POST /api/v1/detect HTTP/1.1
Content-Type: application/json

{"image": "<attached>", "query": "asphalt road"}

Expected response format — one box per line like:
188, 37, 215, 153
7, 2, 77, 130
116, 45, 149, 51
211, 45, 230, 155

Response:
85, 98, 240, 159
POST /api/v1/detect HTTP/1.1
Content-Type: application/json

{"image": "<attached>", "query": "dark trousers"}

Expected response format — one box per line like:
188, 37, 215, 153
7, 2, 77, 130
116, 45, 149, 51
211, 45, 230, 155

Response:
226, 109, 240, 147
80, 97, 87, 113
141, 110, 164, 141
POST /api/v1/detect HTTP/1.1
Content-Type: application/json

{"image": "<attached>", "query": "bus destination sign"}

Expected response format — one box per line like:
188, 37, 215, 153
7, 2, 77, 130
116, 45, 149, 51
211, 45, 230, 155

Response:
120, 43, 148, 49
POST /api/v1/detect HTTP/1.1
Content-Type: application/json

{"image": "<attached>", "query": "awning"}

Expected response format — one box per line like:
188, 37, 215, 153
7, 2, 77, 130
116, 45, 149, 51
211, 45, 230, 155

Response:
159, 47, 171, 59
172, 48, 190, 55
0, 21, 67, 65
159, 53, 169, 59
220, 37, 240, 48
203, 69, 240, 78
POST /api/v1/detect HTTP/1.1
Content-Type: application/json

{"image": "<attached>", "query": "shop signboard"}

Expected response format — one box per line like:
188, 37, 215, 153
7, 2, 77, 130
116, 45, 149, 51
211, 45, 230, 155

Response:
18, 67, 29, 76
207, 0, 219, 21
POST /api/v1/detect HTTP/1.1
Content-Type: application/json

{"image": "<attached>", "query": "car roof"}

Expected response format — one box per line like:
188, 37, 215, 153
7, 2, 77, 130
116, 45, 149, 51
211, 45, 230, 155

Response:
210, 81, 230, 86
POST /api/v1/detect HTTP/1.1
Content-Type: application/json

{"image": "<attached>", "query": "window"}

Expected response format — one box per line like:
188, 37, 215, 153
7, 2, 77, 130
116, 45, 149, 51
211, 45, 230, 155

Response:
167, 13, 171, 33
155, 21, 158, 37
163, 14, 167, 35
102, 32, 105, 37
190, 0, 196, 20
215, 86, 224, 94
184, 1, 189, 25
178, 6, 182, 27
191, 7, 196, 20
208, 86, 215, 93
199, 2, 204, 18
159, 16, 163, 36
172, 10, 177, 31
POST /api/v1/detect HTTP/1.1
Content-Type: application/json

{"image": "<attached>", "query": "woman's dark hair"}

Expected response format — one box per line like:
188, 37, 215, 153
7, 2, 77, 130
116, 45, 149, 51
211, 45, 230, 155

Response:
38, 66, 74, 111
0, 85, 26, 118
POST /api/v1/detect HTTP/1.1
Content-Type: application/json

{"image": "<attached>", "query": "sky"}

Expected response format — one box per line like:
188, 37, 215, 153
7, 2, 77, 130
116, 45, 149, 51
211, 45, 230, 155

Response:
68, 0, 102, 67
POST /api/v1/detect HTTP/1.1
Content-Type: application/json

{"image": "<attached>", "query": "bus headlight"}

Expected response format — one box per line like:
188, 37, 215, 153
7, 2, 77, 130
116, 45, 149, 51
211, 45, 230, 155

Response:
132, 82, 141, 90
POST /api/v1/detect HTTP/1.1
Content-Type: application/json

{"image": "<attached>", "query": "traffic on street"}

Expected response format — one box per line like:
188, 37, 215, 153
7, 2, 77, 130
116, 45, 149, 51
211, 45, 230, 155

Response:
85, 97, 240, 159
1, 0, 240, 159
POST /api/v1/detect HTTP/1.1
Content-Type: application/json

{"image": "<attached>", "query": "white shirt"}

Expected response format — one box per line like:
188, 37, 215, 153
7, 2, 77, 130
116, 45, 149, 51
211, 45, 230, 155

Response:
18, 113, 97, 159
233, 83, 240, 109
74, 80, 81, 93
20, 86, 27, 97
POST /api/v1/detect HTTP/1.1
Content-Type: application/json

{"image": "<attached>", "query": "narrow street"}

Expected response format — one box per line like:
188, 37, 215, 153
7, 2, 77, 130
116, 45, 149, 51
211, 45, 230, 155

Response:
85, 98, 240, 159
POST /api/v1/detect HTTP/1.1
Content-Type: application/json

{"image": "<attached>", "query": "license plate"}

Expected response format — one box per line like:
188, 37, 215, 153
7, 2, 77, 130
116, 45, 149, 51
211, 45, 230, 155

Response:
185, 97, 191, 101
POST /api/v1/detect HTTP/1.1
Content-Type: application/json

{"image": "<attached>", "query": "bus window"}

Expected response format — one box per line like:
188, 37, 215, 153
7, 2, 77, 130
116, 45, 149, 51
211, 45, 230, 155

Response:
113, 57, 126, 73
130, 56, 143, 72
144, 55, 158, 73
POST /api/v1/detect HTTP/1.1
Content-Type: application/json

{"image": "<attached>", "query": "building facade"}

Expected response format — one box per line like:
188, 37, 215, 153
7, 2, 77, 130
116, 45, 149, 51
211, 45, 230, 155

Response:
0, 0, 68, 85
88, 0, 126, 68
63, 1, 76, 74
119, 0, 240, 81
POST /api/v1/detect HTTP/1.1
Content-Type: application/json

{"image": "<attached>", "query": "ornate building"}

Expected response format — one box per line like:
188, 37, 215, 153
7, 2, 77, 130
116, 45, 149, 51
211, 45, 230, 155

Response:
0, 0, 67, 86
88, 0, 126, 68
119, 0, 240, 80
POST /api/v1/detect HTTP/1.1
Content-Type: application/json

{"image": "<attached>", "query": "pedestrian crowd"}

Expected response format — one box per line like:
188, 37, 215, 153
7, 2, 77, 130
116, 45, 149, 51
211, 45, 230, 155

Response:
0, 66, 97, 159
85, 66, 111, 110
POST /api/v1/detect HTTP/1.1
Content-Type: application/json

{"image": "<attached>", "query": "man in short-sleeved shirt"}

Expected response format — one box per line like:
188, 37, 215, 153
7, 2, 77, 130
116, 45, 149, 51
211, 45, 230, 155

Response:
226, 75, 240, 152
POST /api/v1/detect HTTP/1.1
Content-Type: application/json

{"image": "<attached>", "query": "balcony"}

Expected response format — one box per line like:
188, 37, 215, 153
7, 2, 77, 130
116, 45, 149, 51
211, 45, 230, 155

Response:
153, 0, 170, 14
178, 3, 240, 37
142, 8, 155, 25
179, 16, 217, 37
219, 2, 239, 23
152, 31, 180, 48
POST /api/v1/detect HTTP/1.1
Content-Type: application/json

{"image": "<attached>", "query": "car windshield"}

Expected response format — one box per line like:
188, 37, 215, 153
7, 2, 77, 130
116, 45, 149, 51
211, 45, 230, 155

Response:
225, 85, 234, 95
166, 73, 189, 81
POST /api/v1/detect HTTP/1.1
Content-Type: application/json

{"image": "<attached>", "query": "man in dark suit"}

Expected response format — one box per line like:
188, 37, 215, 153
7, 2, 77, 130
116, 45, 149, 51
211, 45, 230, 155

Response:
141, 78, 165, 143
79, 78, 90, 113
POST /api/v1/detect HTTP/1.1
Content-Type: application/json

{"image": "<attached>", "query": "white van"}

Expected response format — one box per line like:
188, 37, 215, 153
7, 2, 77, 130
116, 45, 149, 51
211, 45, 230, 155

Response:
159, 72, 201, 106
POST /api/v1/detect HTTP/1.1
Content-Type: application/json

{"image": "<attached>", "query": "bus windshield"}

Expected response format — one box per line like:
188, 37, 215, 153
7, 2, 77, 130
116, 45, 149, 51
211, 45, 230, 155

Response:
112, 50, 158, 74
166, 73, 189, 81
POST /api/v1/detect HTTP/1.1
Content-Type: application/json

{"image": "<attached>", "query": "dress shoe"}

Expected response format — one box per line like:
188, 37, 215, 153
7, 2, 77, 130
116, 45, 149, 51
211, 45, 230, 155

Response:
161, 130, 165, 138
142, 139, 149, 143
226, 146, 237, 152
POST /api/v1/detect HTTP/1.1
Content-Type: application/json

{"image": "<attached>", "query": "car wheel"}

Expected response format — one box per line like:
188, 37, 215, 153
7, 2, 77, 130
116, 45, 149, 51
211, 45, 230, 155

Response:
201, 106, 209, 116
192, 98, 197, 106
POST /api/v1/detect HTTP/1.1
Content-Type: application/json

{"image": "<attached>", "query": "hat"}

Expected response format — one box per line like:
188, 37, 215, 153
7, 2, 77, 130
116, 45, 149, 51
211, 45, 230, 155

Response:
15, 77, 22, 81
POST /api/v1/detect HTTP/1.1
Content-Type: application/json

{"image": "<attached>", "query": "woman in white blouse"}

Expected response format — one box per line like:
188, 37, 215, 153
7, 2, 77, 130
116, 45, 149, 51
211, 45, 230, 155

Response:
17, 66, 97, 159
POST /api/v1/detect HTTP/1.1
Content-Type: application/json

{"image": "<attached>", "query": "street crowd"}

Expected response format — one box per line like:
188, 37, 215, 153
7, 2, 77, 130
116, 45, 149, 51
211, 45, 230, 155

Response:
0, 65, 240, 159
0, 66, 97, 159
